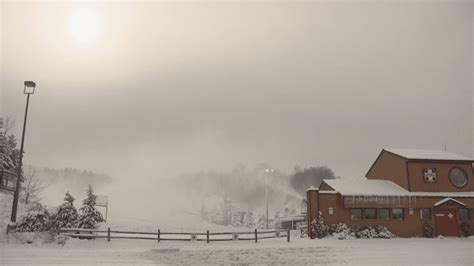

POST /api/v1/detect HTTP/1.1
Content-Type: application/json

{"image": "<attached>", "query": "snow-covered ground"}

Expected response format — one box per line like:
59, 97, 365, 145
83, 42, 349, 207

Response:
1, 236, 473, 265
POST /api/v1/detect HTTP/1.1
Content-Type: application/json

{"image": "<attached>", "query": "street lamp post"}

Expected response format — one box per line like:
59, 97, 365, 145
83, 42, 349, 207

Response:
10, 81, 36, 224
265, 168, 274, 229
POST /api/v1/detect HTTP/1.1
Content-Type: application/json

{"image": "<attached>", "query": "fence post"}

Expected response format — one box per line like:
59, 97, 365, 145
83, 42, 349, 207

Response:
287, 229, 290, 242
255, 229, 257, 243
206, 230, 209, 243
107, 227, 110, 242
158, 229, 160, 243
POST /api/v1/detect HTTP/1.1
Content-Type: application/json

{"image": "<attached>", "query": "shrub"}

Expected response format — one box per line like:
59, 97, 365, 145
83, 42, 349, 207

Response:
459, 222, 471, 237
422, 223, 435, 238
310, 211, 328, 239
329, 223, 356, 240
16, 204, 51, 232
375, 225, 396, 239
354, 225, 396, 239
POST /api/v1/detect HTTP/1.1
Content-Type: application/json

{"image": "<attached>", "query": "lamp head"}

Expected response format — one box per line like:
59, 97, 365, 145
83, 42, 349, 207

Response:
24, 81, 36, 94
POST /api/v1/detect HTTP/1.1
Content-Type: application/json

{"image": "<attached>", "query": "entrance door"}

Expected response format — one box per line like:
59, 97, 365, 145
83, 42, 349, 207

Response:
434, 210, 458, 237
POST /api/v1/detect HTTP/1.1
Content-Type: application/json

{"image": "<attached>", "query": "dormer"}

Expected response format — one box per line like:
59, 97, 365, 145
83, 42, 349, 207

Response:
366, 149, 474, 192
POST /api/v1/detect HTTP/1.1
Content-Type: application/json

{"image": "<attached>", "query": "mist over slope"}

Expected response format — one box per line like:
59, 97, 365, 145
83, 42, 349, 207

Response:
34, 167, 113, 206
33, 163, 333, 228
176, 164, 304, 214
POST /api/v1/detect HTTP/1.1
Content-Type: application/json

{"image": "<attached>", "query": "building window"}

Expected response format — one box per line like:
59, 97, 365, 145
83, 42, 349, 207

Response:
420, 208, 431, 220
2, 176, 15, 189
351, 209, 363, 220
458, 208, 470, 221
423, 168, 437, 183
449, 167, 468, 188
364, 209, 376, 219
378, 208, 390, 220
391, 208, 404, 220
328, 208, 334, 215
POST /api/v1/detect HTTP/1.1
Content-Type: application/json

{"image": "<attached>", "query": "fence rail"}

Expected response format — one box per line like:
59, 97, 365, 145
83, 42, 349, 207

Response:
59, 227, 290, 243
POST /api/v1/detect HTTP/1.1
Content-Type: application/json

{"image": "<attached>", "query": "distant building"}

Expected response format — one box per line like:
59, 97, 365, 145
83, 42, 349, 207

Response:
1, 168, 18, 193
307, 148, 474, 237
276, 215, 306, 230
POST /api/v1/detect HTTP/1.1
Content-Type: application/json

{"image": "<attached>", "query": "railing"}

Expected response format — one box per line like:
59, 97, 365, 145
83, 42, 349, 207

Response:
59, 228, 291, 243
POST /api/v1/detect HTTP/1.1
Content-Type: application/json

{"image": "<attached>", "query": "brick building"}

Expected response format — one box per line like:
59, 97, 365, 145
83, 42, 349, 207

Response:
306, 149, 474, 237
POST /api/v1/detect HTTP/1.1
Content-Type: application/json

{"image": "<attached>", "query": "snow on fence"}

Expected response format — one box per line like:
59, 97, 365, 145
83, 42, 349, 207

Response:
59, 228, 291, 243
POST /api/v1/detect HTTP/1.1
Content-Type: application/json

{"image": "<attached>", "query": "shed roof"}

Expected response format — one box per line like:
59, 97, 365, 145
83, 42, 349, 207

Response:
384, 148, 473, 161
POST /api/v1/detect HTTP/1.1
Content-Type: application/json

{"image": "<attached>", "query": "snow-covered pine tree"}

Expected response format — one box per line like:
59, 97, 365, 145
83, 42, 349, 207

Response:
50, 191, 79, 230
77, 185, 105, 229
0, 134, 19, 170
310, 211, 328, 239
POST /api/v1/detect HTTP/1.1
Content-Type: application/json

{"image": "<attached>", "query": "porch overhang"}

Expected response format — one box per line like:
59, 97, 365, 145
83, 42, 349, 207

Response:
434, 197, 466, 208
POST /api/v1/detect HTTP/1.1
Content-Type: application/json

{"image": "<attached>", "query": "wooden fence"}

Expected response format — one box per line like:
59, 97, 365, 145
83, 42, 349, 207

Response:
59, 228, 291, 243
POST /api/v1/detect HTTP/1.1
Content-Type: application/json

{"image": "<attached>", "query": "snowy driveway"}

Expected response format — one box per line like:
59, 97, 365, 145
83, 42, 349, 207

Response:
1, 237, 473, 265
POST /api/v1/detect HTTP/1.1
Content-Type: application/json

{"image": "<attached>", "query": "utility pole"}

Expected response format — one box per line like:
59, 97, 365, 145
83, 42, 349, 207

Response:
265, 168, 274, 229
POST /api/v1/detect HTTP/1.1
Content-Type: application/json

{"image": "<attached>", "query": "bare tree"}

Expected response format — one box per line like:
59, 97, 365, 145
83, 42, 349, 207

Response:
21, 167, 46, 205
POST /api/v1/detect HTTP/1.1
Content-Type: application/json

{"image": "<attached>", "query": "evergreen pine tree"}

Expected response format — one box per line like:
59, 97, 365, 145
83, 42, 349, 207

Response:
0, 134, 18, 170
50, 191, 79, 230
311, 211, 328, 239
77, 185, 105, 229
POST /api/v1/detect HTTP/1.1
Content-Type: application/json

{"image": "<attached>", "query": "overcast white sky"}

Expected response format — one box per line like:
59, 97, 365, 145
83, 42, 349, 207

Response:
1, 1, 473, 181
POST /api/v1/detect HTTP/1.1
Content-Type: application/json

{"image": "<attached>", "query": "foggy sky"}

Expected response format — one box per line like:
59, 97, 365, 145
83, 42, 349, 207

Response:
1, 1, 473, 181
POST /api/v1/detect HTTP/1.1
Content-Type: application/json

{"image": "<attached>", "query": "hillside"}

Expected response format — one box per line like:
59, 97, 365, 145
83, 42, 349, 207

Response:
33, 167, 113, 206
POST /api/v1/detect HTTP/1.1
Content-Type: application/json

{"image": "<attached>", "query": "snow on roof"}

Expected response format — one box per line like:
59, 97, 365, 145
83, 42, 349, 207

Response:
384, 148, 473, 161
324, 179, 410, 196
305, 185, 319, 192
434, 198, 466, 207
322, 179, 474, 197
280, 215, 306, 222
411, 192, 474, 197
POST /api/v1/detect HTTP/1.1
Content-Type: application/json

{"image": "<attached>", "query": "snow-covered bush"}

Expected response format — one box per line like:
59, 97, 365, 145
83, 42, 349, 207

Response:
77, 185, 105, 229
50, 191, 79, 231
310, 211, 328, 239
355, 225, 396, 239
329, 223, 356, 240
355, 226, 377, 239
375, 225, 396, 239
422, 223, 435, 238
16, 203, 51, 232
459, 222, 471, 237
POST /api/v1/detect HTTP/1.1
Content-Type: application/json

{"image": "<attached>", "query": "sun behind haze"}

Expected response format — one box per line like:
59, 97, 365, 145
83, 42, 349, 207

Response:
67, 8, 101, 43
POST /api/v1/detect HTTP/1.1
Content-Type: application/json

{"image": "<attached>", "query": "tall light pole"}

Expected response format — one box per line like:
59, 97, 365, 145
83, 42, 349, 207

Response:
10, 81, 36, 224
265, 168, 274, 229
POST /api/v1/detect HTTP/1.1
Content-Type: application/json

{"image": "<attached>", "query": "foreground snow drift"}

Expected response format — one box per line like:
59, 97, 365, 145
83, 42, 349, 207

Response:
1, 237, 473, 265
